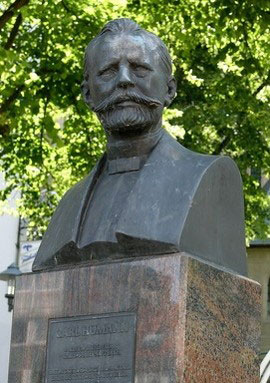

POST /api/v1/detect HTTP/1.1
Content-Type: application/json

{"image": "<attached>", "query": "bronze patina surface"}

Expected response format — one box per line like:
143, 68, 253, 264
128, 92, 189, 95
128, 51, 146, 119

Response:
33, 19, 246, 275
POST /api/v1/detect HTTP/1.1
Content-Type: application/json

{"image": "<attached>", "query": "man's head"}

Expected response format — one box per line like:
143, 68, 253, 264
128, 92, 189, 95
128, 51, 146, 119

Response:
81, 19, 176, 136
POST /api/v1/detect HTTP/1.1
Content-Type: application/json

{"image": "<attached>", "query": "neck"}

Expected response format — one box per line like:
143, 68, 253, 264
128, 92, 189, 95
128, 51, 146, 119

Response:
106, 120, 163, 160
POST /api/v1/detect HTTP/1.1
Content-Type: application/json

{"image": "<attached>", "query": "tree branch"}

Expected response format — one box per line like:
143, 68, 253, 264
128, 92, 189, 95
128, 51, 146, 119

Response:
0, 85, 24, 114
0, 124, 10, 137
4, 13, 22, 49
0, 0, 29, 31
241, 21, 263, 77
61, 0, 70, 13
241, 21, 270, 97
212, 134, 232, 155
213, 69, 270, 155
61, 0, 89, 25
40, 96, 49, 164
253, 71, 270, 97
212, 112, 246, 155
70, 89, 93, 144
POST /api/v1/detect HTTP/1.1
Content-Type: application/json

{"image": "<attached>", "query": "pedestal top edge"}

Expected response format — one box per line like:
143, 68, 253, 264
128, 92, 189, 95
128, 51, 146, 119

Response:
21, 251, 185, 276
17, 251, 260, 286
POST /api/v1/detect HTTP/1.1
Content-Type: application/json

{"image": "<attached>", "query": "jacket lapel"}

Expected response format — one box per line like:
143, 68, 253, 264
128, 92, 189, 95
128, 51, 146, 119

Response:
32, 155, 106, 270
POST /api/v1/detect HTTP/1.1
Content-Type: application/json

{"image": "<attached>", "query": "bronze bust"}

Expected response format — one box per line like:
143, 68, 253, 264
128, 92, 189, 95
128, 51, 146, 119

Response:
32, 19, 246, 275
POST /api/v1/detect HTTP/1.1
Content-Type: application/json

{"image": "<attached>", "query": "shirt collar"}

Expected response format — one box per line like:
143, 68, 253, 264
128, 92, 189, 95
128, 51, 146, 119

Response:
106, 128, 164, 174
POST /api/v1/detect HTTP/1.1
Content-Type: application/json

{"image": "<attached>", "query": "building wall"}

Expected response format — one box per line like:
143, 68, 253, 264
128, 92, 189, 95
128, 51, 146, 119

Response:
247, 247, 270, 356
0, 174, 19, 383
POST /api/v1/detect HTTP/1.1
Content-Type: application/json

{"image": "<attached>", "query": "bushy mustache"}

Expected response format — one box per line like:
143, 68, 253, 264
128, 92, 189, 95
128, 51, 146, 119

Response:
92, 92, 162, 113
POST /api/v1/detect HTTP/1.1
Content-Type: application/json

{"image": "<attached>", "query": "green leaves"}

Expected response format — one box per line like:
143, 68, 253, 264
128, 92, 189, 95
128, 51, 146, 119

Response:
0, 0, 269, 240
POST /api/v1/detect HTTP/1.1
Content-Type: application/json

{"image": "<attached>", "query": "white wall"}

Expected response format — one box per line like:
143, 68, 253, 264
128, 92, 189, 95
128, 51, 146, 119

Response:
0, 174, 19, 383
248, 247, 270, 356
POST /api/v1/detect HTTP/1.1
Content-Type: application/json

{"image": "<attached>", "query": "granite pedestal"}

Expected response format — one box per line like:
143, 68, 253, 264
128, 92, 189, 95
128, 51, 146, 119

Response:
8, 253, 261, 383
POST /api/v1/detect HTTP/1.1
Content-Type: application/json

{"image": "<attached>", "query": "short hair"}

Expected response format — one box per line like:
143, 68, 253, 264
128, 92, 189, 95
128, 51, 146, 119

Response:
83, 18, 173, 82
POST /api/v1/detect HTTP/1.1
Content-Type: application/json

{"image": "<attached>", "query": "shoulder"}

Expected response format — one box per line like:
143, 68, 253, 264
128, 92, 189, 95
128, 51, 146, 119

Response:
157, 130, 217, 167
179, 151, 246, 275
32, 156, 105, 271
60, 172, 93, 204
200, 155, 243, 191
56, 154, 106, 208
161, 130, 241, 179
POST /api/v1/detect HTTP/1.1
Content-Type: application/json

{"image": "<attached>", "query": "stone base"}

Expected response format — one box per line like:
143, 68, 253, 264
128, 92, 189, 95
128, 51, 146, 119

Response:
8, 253, 261, 382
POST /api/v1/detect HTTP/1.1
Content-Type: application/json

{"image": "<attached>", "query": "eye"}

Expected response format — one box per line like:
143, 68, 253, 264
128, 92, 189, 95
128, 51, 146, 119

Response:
98, 66, 117, 78
130, 63, 150, 77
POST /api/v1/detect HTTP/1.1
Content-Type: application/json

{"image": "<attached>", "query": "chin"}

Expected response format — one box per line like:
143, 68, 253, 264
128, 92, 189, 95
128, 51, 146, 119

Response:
98, 106, 161, 136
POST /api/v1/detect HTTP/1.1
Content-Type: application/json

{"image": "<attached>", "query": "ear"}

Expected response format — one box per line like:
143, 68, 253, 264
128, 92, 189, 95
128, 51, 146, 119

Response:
81, 75, 94, 109
164, 76, 177, 107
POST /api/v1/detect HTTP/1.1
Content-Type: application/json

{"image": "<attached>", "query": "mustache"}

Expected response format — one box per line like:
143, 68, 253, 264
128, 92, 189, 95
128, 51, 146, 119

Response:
92, 92, 162, 113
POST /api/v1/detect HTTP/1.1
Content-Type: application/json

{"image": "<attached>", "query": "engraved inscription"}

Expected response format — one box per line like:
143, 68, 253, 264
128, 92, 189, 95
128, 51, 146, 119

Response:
45, 313, 136, 383
62, 344, 121, 359
48, 366, 131, 381
55, 320, 129, 338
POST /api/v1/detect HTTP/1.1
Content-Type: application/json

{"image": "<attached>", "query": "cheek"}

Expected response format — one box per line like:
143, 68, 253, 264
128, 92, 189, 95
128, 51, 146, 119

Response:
89, 79, 114, 103
139, 74, 167, 100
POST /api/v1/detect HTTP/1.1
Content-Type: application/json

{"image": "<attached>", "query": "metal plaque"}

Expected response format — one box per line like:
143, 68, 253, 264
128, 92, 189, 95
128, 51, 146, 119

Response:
45, 313, 136, 383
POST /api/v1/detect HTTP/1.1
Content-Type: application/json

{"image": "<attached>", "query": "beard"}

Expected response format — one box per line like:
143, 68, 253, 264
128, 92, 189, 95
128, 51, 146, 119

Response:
92, 91, 163, 136
97, 105, 162, 135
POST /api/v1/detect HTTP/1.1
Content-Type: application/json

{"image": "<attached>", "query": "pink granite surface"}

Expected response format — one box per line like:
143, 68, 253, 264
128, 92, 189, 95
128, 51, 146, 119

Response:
8, 253, 261, 383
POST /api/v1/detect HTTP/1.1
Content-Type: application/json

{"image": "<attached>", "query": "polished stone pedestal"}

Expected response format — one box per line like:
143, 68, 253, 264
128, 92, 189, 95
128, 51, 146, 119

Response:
8, 253, 261, 383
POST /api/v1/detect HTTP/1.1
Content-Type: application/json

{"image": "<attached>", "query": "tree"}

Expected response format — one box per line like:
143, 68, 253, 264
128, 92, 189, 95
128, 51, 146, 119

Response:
0, 0, 269, 240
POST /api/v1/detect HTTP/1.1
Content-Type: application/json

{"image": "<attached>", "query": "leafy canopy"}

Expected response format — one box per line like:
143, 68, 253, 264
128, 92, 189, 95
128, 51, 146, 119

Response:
0, 0, 270, 240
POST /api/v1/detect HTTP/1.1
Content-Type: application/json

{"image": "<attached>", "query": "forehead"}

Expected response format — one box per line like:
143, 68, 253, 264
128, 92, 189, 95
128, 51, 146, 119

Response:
88, 32, 162, 68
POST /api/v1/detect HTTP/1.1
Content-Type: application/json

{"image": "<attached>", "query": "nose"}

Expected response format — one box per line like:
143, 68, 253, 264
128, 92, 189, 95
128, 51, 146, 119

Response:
117, 66, 134, 89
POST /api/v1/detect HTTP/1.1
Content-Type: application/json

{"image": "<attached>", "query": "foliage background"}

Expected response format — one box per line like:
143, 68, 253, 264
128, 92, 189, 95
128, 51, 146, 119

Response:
0, 0, 270, 240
